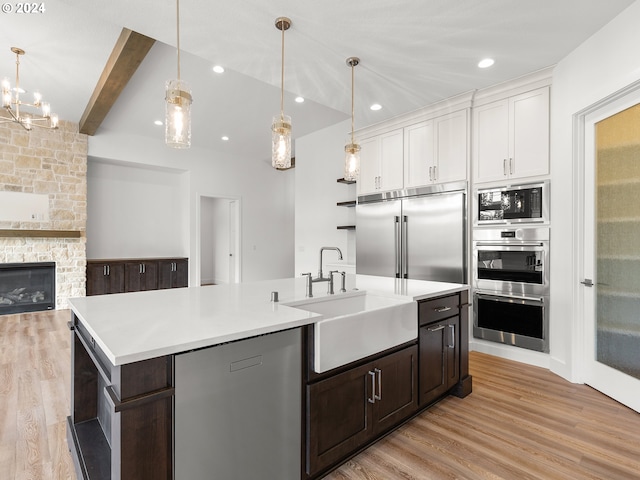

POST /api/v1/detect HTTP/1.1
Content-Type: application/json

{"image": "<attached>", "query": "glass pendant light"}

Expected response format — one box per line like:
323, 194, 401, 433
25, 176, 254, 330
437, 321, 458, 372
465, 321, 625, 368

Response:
272, 17, 292, 169
165, 0, 192, 148
344, 57, 360, 181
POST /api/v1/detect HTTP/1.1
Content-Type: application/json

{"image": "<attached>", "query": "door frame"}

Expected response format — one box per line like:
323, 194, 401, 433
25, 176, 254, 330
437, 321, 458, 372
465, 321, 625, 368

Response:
196, 194, 242, 286
573, 78, 640, 411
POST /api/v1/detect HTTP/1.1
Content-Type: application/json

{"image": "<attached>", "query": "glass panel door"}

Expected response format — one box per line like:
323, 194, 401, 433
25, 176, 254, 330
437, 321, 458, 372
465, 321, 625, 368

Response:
582, 96, 640, 413
594, 103, 640, 380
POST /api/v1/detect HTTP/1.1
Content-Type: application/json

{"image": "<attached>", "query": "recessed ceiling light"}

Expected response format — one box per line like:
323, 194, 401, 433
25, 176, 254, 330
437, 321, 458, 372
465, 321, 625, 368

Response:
370, 104, 382, 111
221, 136, 229, 141
212, 65, 225, 73
295, 96, 304, 103
154, 120, 163, 126
478, 58, 495, 69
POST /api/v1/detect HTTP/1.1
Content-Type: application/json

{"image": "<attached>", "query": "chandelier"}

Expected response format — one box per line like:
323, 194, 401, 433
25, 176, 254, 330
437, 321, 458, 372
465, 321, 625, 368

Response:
344, 57, 360, 181
1, 47, 58, 131
165, 0, 192, 148
271, 16, 292, 169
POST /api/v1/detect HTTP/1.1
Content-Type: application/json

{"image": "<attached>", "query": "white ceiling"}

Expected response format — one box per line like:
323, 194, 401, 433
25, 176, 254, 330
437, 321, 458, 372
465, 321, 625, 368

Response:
1, 0, 636, 161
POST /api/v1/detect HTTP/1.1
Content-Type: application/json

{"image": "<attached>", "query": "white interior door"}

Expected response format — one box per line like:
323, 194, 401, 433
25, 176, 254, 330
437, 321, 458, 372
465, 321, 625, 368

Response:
582, 94, 640, 413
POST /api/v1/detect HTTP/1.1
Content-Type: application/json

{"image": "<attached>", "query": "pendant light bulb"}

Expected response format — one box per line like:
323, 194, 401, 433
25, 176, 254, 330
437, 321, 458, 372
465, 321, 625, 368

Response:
165, 0, 192, 148
272, 17, 292, 169
344, 57, 360, 182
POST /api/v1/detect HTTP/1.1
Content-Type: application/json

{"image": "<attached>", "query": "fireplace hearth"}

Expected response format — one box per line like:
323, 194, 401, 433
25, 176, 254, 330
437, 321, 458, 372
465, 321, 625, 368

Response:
0, 262, 55, 315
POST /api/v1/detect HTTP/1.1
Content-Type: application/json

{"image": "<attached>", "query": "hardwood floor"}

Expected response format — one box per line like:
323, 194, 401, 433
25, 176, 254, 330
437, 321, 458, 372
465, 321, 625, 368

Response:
2, 310, 639, 480
0, 309, 75, 480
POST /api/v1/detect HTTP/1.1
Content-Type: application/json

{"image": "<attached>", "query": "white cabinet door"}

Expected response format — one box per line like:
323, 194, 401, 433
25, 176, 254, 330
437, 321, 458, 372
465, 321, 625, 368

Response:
358, 129, 403, 195
510, 87, 549, 179
404, 120, 434, 188
473, 86, 549, 184
380, 129, 404, 192
473, 99, 510, 183
357, 136, 380, 196
434, 110, 468, 184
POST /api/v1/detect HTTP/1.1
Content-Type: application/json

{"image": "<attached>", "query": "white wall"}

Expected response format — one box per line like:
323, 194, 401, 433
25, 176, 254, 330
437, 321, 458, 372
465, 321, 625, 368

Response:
87, 159, 188, 259
87, 130, 295, 285
549, 0, 640, 381
295, 120, 355, 276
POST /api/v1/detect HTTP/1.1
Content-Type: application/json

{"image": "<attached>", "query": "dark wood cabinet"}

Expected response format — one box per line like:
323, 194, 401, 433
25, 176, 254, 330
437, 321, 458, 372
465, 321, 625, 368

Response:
67, 314, 174, 480
419, 316, 459, 406
124, 261, 158, 292
86, 258, 188, 296
86, 262, 125, 296
157, 259, 188, 289
418, 291, 471, 407
305, 345, 418, 477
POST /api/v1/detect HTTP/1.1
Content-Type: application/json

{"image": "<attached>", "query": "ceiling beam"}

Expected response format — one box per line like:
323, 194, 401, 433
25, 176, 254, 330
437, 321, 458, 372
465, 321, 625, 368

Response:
79, 28, 155, 136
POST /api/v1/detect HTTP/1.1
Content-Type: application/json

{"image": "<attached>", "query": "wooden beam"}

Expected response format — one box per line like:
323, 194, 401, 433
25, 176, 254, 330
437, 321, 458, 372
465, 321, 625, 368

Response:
79, 28, 155, 136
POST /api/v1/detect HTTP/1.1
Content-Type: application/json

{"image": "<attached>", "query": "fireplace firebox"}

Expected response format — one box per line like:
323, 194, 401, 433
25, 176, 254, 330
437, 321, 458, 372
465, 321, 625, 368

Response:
0, 262, 56, 315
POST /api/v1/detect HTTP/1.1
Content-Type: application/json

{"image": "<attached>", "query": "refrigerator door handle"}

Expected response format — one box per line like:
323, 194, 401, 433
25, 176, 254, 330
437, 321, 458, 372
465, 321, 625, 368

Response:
402, 215, 408, 279
395, 216, 401, 278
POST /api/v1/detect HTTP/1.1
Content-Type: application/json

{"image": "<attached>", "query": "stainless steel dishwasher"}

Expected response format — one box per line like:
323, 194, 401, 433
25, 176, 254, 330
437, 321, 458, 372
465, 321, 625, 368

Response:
174, 328, 301, 479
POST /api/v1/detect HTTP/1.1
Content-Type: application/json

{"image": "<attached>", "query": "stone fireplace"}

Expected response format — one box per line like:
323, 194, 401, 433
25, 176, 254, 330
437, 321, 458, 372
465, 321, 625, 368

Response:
0, 118, 87, 310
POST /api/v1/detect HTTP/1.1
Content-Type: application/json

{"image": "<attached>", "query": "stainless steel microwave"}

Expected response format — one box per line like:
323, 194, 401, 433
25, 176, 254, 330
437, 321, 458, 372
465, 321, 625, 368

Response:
475, 181, 549, 225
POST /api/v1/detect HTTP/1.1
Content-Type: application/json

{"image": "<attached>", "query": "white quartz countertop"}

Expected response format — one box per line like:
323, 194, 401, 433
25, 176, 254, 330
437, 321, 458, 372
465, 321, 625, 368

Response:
68, 274, 467, 366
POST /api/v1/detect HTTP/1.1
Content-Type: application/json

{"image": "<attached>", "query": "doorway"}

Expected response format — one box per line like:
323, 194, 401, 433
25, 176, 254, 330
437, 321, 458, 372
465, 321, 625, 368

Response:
199, 196, 241, 286
580, 88, 640, 413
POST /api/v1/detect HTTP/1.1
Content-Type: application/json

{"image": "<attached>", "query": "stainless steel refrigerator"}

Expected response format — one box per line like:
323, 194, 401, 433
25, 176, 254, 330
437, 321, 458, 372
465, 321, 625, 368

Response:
356, 183, 467, 283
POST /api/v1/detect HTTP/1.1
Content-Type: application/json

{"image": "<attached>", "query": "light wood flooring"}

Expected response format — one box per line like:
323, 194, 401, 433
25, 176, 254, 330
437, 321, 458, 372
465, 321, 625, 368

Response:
2, 310, 640, 480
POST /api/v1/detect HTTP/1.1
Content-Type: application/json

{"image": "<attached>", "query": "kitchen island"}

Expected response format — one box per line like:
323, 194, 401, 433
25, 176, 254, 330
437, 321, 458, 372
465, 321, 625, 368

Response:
67, 274, 471, 480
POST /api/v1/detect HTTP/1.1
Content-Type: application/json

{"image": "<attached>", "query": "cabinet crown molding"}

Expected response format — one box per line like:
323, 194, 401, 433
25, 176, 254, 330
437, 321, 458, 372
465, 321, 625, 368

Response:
472, 65, 554, 107
356, 90, 474, 139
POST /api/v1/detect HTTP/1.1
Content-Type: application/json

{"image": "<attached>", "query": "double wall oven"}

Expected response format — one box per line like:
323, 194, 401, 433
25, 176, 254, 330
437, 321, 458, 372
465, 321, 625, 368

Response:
472, 182, 550, 353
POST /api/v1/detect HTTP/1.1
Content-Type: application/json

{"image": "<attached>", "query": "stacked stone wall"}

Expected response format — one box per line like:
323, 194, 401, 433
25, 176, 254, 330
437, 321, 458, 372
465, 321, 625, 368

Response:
0, 119, 88, 308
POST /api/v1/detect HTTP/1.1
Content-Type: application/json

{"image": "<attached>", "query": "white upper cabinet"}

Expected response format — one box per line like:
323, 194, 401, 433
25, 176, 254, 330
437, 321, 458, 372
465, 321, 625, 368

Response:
404, 120, 435, 188
357, 129, 404, 196
404, 110, 468, 188
359, 109, 468, 193
473, 86, 550, 184
433, 110, 468, 185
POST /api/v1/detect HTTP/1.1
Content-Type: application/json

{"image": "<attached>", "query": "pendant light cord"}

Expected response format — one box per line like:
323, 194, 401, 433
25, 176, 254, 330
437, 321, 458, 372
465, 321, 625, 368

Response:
350, 63, 355, 144
280, 23, 285, 121
176, 0, 181, 81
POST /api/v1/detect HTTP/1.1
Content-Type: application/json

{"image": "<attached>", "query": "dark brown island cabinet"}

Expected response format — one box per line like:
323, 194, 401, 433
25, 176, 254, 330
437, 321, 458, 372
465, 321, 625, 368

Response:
67, 288, 471, 480
86, 258, 188, 295
302, 289, 472, 479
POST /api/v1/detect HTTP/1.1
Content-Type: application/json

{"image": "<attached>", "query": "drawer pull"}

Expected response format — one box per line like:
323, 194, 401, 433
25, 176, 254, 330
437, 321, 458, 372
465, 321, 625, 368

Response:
434, 306, 451, 313
427, 325, 445, 332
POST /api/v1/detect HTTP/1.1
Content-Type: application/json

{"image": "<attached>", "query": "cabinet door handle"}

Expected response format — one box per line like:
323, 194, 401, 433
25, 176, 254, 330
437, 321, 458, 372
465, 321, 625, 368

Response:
503, 158, 507, 175
448, 324, 455, 349
433, 165, 437, 181
103, 265, 107, 276
368, 370, 376, 404
434, 306, 451, 313
374, 368, 382, 401
427, 325, 445, 332
509, 158, 513, 175
139, 264, 143, 274
428, 166, 432, 181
